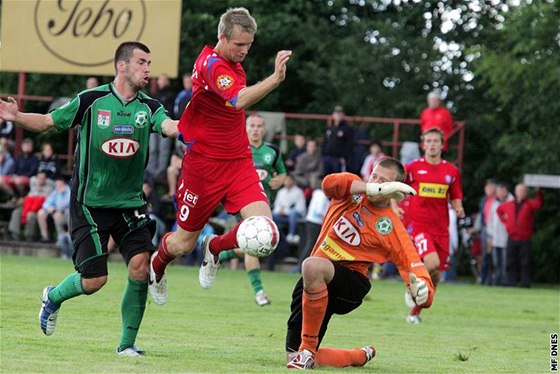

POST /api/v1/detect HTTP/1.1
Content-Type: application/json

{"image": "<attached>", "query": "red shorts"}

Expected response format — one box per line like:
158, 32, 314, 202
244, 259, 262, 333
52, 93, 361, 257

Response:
175, 152, 268, 232
410, 228, 450, 271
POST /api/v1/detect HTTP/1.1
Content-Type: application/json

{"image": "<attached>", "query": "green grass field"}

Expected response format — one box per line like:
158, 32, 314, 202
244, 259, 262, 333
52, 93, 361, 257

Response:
1, 254, 558, 373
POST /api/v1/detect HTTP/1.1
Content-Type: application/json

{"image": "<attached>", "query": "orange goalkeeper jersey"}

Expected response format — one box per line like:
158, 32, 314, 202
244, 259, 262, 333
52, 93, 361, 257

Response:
311, 173, 434, 306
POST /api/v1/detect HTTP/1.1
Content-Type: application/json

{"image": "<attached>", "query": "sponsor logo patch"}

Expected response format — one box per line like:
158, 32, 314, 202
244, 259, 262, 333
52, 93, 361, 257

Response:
352, 211, 364, 227
333, 216, 361, 246
97, 110, 111, 128
320, 237, 356, 261
418, 182, 448, 198
375, 217, 393, 235
112, 125, 135, 135
216, 74, 234, 90
101, 137, 139, 158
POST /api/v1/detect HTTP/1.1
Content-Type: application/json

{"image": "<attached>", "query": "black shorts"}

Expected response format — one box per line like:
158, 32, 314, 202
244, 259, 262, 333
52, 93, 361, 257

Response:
285, 262, 371, 352
69, 197, 156, 279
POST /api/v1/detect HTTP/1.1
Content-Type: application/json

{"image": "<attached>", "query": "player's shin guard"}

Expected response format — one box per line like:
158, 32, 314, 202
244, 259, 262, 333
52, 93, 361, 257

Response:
119, 277, 148, 351
209, 221, 243, 256
316, 347, 370, 367
152, 232, 174, 280
300, 285, 329, 354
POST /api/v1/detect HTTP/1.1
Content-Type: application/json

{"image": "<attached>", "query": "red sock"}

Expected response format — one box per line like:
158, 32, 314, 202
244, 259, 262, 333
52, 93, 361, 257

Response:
316, 347, 368, 367
152, 232, 175, 281
209, 220, 242, 256
410, 304, 422, 315
299, 285, 329, 354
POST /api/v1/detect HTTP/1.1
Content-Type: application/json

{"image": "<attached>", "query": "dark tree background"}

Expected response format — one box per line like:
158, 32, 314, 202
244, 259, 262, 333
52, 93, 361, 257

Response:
1, 0, 558, 282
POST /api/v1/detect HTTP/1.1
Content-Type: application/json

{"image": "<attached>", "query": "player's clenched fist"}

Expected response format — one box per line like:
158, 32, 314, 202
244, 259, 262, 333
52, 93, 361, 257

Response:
274, 50, 292, 82
408, 273, 429, 306
366, 181, 416, 198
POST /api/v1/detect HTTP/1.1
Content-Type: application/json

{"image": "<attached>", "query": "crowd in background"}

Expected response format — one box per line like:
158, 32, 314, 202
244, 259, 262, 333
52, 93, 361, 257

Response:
0, 76, 544, 286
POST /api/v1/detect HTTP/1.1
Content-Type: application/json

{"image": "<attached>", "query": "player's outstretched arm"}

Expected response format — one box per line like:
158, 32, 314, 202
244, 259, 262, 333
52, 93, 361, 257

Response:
234, 50, 292, 109
161, 119, 179, 138
0, 97, 54, 133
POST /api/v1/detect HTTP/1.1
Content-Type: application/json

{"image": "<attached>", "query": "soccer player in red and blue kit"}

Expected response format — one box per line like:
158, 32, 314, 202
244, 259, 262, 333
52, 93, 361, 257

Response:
148, 7, 291, 304
398, 128, 464, 323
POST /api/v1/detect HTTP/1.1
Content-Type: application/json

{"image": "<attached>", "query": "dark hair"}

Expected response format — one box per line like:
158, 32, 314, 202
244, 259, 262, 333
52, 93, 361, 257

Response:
377, 157, 406, 182
114, 41, 150, 71
371, 140, 382, 148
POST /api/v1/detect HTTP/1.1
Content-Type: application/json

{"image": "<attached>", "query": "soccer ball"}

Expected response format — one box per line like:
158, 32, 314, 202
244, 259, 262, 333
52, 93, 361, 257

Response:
236, 216, 279, 257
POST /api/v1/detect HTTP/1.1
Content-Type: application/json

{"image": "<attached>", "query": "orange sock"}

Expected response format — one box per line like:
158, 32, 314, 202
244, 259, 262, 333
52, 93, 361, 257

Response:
299, 285, 328, 354
316, 347, 367, 367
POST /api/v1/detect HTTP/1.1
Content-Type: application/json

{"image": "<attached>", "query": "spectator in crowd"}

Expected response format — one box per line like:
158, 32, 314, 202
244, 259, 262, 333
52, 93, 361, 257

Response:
165, 139, 187, 199
479, 179, 497, 285
285, 134, 306, 171
37, 176, 71, 242
173, 73, 193, 120
348, 123, 370, 174
293, 139, 323, 190
295, 183, 330, 272
497, 183, 544, 288
8, 171, 54, 241
360, 141, 386, 181
0, 117, 15, 151
146, 75, 174, 182
272, 174, 307, 245
86, 77, 99, 89
143, 176, 166, 247
0, 145, 15, 179
2, 138, 39, 198
487, 182, 513, 286
322, 105, 353, 175
37, 142, 59, 181
420, 91, 454, 150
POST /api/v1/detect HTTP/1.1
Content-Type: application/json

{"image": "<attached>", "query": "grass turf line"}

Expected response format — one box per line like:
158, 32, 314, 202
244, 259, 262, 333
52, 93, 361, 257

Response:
1, 254, 558, 373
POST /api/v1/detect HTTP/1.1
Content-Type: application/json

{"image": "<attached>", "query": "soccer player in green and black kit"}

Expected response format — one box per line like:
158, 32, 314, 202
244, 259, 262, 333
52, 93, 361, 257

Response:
0, 42, 178, 356
219, 114, 287, 306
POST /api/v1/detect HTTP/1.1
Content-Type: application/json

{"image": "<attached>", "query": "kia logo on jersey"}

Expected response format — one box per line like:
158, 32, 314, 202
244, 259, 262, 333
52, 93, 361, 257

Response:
333, 216, 361, 246
101, 137, 139, 158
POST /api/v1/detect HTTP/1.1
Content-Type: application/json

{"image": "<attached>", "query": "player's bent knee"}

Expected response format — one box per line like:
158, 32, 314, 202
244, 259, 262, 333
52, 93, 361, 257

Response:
81, 276, 108, 294
301, 257, 334, 283
128, 252, 150, 280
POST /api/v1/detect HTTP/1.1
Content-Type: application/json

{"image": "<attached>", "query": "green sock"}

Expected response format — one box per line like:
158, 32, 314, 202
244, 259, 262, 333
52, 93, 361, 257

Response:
119, 277, 148, 351
48, 273, 85, 306
219, 249, 238, 262
247, 268, 263, 294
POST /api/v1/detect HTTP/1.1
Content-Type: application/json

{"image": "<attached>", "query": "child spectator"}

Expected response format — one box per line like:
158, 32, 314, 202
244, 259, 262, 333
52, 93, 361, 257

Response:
37, 177, 71, 242
360, 141, 386, 181
37, 142, 59, 181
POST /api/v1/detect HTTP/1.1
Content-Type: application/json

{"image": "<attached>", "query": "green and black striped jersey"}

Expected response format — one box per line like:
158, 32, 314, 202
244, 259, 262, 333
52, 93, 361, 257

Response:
51, 83, 169, 208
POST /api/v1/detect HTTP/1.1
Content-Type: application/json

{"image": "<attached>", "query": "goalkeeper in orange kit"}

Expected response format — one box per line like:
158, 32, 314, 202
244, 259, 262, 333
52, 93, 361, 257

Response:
285, 158, 435, 370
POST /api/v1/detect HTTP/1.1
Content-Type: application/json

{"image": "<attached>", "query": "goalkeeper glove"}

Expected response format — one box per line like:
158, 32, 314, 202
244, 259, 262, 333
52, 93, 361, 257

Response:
408, 273, 429, 306
366, 182, 416, 198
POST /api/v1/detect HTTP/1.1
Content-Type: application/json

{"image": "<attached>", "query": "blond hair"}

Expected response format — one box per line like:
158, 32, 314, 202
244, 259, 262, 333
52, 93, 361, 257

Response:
218, 7, 257, 39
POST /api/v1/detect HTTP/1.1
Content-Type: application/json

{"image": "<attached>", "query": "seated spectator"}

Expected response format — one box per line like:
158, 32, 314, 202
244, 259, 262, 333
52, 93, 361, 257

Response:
1, 138, 39, 198
285, 134, 306, 171
272, 174, 306, 245
37, 142, 59, 181
360, 141, 387, 181
0, 145, 15, 200
293, 139, 323, 190
420, 91, 454, 150
165, 139, 187, 199
143, 176, 166, 247
8, 171, 54, 241
37, 176, 71, 242
323, 105, 353, 175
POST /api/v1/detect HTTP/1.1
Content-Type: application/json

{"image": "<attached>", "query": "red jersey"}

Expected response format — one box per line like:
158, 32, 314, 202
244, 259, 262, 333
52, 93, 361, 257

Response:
420, 107, 454, 150
311, 173, 434, 306
405, 158, 462, 235
497, 192, 543, 241
178, 46, 251, 160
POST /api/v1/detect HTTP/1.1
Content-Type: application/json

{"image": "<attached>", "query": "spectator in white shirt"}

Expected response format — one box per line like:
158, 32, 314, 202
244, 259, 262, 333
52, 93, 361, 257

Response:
272, 174, 306, 245
488, 183, 513, 286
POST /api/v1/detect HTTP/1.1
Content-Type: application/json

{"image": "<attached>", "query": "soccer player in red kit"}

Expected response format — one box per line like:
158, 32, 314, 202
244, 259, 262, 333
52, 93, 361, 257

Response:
285, 159, 434, 370
148, 7, 291, 304
399, 128, 464, 323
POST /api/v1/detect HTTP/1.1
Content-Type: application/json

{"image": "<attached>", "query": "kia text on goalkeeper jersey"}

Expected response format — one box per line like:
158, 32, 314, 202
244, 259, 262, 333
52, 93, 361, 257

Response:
177, 46, 251, 160
51, 83, 168, 208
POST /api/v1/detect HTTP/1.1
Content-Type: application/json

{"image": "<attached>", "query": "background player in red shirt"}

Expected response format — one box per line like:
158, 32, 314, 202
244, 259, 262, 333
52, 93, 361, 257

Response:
148, 8, 291, 305
420, 92, 454, 151
399, 128, 464, 324
285, 159, 433, 369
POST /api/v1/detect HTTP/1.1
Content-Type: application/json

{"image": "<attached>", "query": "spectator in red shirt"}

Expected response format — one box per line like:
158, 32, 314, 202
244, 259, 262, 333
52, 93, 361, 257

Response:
497, 183, 544, 288
420, 92, 454, 151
